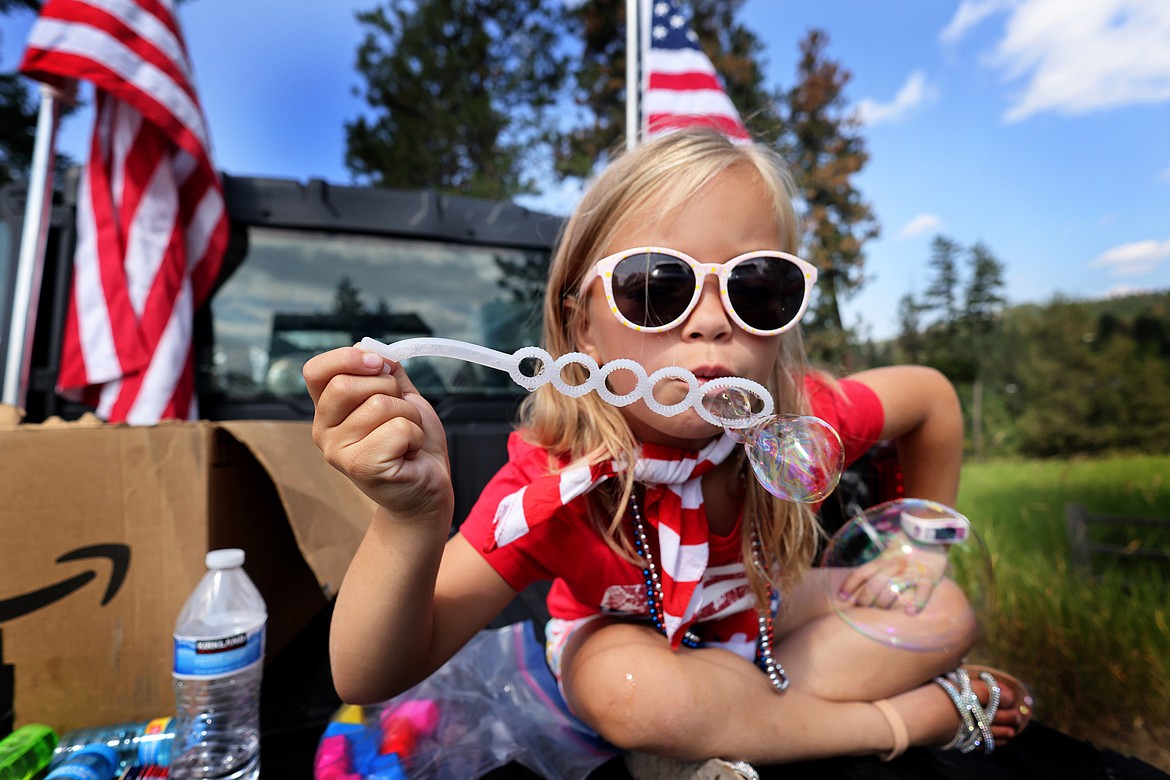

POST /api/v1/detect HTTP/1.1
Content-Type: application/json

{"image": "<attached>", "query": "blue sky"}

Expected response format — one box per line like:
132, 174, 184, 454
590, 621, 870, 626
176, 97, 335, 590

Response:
4, 0, 1170, 340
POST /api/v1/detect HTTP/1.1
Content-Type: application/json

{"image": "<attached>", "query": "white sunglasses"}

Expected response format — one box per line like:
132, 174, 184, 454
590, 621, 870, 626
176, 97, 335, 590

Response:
577, 247, 817, 335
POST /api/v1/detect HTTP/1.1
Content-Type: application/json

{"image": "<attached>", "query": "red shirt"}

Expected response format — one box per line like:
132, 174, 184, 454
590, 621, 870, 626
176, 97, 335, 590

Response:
459, 375, 884, 651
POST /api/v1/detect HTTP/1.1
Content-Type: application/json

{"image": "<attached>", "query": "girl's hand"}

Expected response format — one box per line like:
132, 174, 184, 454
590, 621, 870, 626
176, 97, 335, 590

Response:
303, 347, 453, 523
836, 536, 949, 614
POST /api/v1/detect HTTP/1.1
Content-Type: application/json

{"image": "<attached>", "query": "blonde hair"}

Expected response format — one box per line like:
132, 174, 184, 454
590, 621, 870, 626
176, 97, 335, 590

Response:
520, 128, 819, 600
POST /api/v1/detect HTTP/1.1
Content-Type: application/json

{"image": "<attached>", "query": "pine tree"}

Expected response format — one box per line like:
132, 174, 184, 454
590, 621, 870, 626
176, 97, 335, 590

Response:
781, 30, 878, 368
0, 74, 38, 187
923, 235, 961, 333
961, 241, 1006, 459
345, 0, 569, 199
963, 241, 1006, 339
0, 0, 44, 186
332, 276, 367, 317
896, 291, 925, 363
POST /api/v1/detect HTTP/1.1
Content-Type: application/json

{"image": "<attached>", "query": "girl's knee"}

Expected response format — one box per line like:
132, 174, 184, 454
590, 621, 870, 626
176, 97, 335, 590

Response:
918, 578, 979, 655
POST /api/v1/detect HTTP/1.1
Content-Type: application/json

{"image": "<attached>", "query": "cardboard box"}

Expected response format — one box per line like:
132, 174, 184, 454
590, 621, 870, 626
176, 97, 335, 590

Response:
0, 409, 375, 733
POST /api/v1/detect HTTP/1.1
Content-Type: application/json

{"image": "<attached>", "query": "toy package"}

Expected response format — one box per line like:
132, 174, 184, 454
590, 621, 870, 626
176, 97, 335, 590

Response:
314, 622, 619, 780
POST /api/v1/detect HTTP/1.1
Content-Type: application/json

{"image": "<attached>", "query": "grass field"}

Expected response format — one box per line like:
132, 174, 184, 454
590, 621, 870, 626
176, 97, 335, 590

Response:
955, 455, 1170, 771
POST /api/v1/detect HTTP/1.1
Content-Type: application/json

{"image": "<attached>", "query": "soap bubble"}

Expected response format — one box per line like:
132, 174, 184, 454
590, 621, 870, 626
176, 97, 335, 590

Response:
701, 387, 756, 441
744, 415, 844, 503
820, 499, 994, 652
700, 390, 845, 502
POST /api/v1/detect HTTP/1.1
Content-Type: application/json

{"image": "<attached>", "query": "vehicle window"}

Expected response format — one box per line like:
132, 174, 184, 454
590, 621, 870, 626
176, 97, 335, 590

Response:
209, 227, 549, 401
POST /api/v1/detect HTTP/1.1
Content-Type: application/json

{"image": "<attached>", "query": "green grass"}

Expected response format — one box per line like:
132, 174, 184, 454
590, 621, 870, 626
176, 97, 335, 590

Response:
955, 456, 1170, 765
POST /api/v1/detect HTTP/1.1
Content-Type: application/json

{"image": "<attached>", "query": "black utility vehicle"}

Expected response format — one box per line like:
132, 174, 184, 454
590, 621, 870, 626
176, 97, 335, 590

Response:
1, 172, 565, 524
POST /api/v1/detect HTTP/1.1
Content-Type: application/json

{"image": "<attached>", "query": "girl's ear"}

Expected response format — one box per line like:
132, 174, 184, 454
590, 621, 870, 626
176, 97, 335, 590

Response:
567, 294, 601, 362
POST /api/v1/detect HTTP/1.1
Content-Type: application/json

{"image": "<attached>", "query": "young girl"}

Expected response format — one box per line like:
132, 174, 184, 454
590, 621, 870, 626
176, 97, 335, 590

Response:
303, 128, 1032, 770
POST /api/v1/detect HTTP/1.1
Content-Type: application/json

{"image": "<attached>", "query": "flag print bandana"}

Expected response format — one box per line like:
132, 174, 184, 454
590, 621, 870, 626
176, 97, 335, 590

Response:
486, 434, 738, 649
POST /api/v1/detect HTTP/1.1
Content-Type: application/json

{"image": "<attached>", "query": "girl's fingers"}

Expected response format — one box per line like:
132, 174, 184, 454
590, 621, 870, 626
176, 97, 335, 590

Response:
858, 575, 886, 608
323, 387, 423, 457
303, 347, 389, 405
838, 561, 877, 599
330, 410, 428, 485
311, 370, 410, 437
876, 586, 900, 610
909, 577, 936, 614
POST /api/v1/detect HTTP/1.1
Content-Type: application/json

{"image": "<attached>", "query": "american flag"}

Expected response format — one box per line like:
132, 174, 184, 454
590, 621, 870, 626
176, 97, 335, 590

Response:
20, 0, 228, 424
642, 0, 750, 142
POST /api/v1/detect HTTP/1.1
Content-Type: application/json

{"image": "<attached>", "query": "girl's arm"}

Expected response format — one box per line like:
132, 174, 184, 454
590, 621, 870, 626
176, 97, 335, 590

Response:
330, 518, 517, 703
846, 365, 963, 505
304, 347, 516, 703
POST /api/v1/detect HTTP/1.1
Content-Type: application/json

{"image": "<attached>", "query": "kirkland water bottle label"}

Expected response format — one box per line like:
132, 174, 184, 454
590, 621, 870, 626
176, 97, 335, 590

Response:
173, 626, 265, 678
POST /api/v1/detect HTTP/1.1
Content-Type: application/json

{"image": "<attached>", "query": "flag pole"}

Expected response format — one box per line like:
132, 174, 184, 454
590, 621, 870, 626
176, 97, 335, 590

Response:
625, 0, 638, 151
639, 0, 652, 143
3, 82, 73, 410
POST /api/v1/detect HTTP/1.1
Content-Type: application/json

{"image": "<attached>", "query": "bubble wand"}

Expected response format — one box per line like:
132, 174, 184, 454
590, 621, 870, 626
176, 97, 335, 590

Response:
359, 337, 844, 503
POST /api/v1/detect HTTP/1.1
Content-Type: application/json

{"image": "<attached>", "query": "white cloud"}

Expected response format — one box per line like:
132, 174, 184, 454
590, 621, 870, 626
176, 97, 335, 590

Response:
954, 0, 1170, 122
1160, 166, 1170, 182
940, 0, 1020, 44
1098, 283, 1151, 299
856, 71, 938, 126
1088, 238, 1170, 276
897, 214, 944, 238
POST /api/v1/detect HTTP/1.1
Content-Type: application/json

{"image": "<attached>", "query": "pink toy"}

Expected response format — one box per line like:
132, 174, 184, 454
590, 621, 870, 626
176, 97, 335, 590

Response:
378, 700, 440, 758
313, 733, 361, 780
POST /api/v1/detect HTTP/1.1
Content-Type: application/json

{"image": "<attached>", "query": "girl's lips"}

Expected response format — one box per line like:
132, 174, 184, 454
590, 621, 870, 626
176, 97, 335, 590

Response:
691, 365, 736, 383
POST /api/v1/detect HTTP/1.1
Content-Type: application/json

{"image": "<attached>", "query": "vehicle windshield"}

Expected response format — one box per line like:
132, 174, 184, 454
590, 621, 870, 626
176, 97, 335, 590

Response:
209, 227, 548, 401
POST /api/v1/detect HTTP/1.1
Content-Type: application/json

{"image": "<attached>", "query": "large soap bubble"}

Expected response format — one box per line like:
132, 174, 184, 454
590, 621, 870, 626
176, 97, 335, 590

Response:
700, 389, 844, 503
819, 499, 994, 652
744, 415, 844, 503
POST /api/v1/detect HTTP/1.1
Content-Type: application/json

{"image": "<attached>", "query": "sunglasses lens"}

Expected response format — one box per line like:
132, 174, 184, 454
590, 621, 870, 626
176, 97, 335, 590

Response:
611, 253, 695, 328
728, 256, 807, 331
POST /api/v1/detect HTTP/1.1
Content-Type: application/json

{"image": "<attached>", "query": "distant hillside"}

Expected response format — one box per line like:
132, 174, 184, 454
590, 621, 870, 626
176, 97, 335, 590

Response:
1006, 288, 1170, 323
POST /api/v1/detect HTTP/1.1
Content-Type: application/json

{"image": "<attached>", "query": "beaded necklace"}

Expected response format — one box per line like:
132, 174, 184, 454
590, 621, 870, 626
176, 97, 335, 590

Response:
628, 488, 790, 693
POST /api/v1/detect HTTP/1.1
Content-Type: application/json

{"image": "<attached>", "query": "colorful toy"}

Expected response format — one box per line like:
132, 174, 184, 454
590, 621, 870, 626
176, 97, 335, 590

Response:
314, 700, 439, 780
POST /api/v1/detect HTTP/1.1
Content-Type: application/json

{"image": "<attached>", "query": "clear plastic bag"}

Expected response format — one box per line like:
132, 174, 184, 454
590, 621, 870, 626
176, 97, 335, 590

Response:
314, 621, 620, 780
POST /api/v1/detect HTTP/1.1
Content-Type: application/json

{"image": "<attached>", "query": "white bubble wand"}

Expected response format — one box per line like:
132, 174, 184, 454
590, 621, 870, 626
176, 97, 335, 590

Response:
360, 337, 844, 503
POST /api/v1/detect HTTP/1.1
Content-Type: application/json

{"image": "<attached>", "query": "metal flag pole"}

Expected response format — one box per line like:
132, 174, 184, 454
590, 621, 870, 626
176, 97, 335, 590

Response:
625, 0, 638, 151
2, 81, 72, 410
639, 0, 652, 145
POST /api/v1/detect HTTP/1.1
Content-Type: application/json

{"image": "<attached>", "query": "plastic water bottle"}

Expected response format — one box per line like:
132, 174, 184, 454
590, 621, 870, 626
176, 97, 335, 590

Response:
50, 718, 175, 773
0, 723, 57, 780
43, 745, 117, 780
171, 548, 267, 780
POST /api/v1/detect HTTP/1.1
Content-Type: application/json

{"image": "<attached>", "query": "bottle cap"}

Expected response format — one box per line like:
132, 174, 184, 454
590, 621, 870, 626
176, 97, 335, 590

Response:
205, 548, 246, 569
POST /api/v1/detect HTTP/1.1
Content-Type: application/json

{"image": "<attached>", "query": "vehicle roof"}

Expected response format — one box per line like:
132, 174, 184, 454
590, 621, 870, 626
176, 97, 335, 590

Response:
222, 175, 565, 251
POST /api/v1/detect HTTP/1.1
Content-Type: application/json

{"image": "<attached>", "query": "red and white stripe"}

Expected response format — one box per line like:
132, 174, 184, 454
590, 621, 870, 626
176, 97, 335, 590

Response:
488, 434, 737, 648
642, 0, 751, 143
21, 0, 227, 423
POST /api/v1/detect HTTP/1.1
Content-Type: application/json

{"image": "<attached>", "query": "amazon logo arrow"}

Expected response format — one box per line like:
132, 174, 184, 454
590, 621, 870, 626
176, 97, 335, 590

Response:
0, 544, 131, 624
